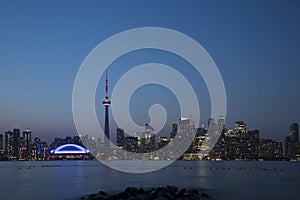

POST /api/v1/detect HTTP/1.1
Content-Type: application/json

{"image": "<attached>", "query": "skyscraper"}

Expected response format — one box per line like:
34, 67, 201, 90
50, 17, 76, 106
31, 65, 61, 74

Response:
290, 123, 299, 142
248, 129, 260, 159
234, 121, 246, 135
5, 131, 13, 159
208, 117, 214, 128
144, 123, 156, 149
103, 72, 111, 151
116, 128, 125, 148
23, 128, 32, 157
0, 134, 3, 150
13, 128, 20, 159
178, 118, 195, 154
285, 136, 294, 159
217, 116, 225, 130
170, 122, 178, 139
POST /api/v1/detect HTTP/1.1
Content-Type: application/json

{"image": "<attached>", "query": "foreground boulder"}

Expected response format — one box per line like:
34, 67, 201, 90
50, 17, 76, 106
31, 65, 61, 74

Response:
81, 186, 211, 200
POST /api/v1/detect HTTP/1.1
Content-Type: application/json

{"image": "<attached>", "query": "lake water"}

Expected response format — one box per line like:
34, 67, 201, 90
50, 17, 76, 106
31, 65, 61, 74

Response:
0, 160, 299, 200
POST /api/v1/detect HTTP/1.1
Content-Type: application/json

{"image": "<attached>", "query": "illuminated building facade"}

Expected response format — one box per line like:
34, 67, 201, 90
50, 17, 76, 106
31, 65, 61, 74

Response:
23, 128, 32, 159
178, 118, 196, 157
116, 128, 125, 148
217, 116, 225, 130
125, 136, 138, 152
0, 134, 3, 150
234, 121, 246, 135
258, 139, 283, 160
13, 129, 20, 159
144, 124, 156, 150
285, 136, 294, 159
290, 123, 299, 142
170, 122, 178, 139
5, 131, 13, 159
208, 117, 214, 128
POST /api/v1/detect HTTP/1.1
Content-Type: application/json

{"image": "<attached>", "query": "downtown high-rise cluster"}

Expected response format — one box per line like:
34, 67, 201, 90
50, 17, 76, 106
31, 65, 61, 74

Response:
0, 128, 49, 160
0, 120, 299, 161
113, 119, 300, 161
189, 120, 300, 161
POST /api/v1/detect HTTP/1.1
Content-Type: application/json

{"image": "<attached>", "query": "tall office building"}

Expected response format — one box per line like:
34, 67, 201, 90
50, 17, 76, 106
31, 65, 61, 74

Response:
284, 136, 294, 159
170, 122, 178, 139
5, 131, 13, 159
116, 128, 125, 147
23, 128, 32, 157
177, 118, 196, 154
234, 121, 246, 135
0, 134, 3, 150
259, 139, 283, 160
144, 124, 156, 149
290, 123, 299, 142
18, 137, 26, 160
208, 117, 214, 128
103, 72, 111, 151
89, 137, 97, 155
13, 129, 20, 159
248, 129, 260, 159
217, 116, 225, 130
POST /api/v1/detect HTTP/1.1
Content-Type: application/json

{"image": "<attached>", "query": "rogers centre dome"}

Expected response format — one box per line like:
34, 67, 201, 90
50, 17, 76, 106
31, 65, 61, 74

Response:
50, 144, 92, 160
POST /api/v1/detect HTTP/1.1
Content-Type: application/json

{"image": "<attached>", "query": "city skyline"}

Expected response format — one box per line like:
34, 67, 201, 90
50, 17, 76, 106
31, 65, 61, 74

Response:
1, 119, 299, 161
1, 119, 298, 150
1, 1, 300, 142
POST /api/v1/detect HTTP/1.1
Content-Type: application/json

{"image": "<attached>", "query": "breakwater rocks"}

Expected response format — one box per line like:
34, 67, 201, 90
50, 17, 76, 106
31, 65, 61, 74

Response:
81, 186, 211, 200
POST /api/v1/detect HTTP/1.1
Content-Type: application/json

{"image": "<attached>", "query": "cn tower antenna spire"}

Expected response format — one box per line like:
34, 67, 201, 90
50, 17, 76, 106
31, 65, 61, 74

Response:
105, 70, 108, 98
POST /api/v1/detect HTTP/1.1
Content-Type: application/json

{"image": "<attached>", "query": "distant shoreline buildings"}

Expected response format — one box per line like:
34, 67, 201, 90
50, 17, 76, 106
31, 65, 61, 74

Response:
0, 120, 299, 161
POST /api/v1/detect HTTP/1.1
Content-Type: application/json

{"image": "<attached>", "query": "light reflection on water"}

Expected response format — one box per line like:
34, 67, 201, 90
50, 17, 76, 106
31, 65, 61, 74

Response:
0, 160, 299, 200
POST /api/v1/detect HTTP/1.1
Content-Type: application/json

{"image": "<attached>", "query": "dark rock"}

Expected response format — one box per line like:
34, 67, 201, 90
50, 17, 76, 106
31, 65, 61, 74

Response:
106, 196, 121, 200
150, 188, 159, 196
201, 192, 210, 198
147, 195, 157, 200
98, 191, 108, 197
148, 189, 159, 200
177, 188, 187, 197
85, 186, 210, 200
89, 196, 107, 200
127, 196, 142, 200
117, 192, 130, 199
166, 186, 177, 194
95, 197, 106, 200
125, 187, 138, 195
88, 194, 97, 200
163, 192, 175, 200
188, 189, 199, 195
157, 190, 166, 198
138, 188, 145, 194
186, 193, 199, 200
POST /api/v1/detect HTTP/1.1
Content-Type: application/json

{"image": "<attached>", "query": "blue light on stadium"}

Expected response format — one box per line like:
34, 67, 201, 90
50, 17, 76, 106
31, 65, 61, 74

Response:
50, 144, 90, 154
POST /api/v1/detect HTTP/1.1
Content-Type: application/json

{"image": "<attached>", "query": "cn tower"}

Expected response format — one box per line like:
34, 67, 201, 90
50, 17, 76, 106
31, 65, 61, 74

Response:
103, 71, 111, 148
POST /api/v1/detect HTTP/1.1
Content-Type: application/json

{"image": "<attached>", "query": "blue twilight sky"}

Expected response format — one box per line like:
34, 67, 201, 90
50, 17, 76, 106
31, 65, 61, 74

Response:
0, 0, 299, 143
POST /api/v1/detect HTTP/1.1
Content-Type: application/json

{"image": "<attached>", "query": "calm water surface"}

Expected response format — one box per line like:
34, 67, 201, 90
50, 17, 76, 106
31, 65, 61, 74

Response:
0, 160, 299, 200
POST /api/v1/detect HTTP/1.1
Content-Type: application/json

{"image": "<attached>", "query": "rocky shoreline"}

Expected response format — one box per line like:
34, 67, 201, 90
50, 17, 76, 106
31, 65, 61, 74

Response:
80, 186, 212, 200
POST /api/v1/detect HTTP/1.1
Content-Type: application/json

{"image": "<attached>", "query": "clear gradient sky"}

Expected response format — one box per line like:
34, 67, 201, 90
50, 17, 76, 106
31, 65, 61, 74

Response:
0, 0, 299, 143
